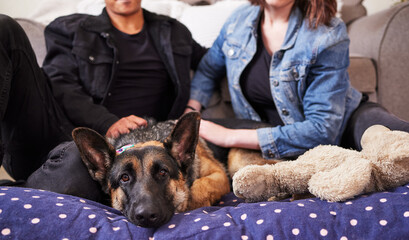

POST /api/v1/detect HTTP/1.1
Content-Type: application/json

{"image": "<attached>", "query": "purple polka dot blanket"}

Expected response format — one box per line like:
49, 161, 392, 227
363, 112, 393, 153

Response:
1, 184, 409, 239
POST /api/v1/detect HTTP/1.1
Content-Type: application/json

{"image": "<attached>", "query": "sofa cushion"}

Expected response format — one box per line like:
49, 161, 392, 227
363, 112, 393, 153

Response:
348, 56, 377, 101
15, 18, 46, 66
178, 1, 246, 48
339, 0, 366, 25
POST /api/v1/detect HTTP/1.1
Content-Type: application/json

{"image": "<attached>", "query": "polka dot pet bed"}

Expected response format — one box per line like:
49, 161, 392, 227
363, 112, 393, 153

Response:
1, 184, 409, 239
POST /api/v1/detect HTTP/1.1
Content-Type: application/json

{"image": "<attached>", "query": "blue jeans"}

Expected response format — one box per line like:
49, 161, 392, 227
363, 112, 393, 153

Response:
24, 141, 105, 202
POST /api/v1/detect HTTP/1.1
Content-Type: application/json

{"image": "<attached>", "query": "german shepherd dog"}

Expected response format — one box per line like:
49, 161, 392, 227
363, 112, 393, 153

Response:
72, 112, 230, 228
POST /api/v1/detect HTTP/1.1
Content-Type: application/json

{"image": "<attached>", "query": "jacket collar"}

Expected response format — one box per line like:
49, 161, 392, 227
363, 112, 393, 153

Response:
81, 8, 112, 33
80, 8, 174, 33
248, 6, 303, 51
281, 6, 303, 51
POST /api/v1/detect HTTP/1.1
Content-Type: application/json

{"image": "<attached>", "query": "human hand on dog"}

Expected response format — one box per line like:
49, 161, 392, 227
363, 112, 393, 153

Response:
199, 120, 260, 150
106, 115, 147, 139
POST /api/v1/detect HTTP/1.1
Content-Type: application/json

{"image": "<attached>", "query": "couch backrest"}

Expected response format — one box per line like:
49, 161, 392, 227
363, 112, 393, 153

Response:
339, 0, 367, 24
16, 0, 368, 65
15, 18, 46, 66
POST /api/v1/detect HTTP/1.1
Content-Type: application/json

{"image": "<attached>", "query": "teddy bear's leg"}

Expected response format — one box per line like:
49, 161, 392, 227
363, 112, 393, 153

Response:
308, 158, 372, 202
227, 148, 279, 177
232, 160, 314, 202
232, 164, 283, 202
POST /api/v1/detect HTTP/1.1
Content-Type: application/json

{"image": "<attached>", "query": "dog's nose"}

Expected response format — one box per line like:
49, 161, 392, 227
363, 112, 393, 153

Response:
134, 208, 160, 227
136, 211, 158, 222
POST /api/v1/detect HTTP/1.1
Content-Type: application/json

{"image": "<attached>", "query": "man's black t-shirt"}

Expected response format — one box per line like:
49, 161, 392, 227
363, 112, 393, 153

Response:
105, 26, 174, 121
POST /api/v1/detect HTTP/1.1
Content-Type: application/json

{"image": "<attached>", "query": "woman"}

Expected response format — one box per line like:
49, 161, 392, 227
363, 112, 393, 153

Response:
185, 0, 409, 160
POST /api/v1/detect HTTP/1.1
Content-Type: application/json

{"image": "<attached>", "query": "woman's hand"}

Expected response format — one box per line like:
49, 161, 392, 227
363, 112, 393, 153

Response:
199, 120, 232, 148
106, 115, 147, 139
199, 120, 260, 150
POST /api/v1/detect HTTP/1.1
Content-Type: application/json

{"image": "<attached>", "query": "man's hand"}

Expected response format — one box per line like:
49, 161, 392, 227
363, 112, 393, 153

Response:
106, 115, 147, 139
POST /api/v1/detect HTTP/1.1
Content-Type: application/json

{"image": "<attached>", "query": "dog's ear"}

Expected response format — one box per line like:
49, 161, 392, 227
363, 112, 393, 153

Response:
72, 127, 116, 191
164, 112, 201, 172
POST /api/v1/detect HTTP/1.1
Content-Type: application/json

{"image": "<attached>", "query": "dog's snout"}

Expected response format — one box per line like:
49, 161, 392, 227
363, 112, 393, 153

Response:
133, 206, 164, 228
136, 209, 158, 223
125, 185, 175, 228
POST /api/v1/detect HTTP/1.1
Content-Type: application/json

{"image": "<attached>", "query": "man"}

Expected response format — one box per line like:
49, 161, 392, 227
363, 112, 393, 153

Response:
0, 0, 206, 201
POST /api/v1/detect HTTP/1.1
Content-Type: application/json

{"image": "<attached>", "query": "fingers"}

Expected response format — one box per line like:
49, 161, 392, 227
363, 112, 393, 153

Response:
105, 128, 122, 139
127, 115, 148, 127
106, 125, 128, 139
107, 126, 129, 139
106, 115, 148, 139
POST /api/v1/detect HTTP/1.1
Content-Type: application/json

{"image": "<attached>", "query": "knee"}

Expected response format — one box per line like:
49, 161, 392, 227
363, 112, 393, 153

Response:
47, 141, 80, 161
0, 15, 26, 42
0, 14, 14, 23
0, 14, 19, 31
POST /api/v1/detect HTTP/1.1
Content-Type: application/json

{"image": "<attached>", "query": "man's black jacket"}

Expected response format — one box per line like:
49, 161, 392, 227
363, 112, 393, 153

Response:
42, 8, 207, 135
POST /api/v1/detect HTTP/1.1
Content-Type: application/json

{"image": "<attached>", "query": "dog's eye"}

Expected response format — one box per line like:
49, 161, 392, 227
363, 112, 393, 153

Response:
120, 174, 130, 183
159, 169, 168, 177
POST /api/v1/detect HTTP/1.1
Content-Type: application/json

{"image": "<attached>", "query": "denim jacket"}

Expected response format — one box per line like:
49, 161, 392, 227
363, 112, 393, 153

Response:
190, 4, 362, 159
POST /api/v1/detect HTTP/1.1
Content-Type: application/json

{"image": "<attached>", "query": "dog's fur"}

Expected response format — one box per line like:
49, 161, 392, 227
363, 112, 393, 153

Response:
203, 118, 280, 177
72, 112, 230, 228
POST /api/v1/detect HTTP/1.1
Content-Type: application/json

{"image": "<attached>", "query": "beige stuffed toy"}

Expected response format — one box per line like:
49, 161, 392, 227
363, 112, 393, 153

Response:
233, 125, 409, 202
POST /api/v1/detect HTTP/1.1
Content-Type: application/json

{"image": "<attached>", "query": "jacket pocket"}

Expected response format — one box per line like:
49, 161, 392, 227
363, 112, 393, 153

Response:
279, 65, 307, 103
72, 46, 112, 64
72, 46, 113, 98
172, 45, 192, 56
222, 40, 242, 59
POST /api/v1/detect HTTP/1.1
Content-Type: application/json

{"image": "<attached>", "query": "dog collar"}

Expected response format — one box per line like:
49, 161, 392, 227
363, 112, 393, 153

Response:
116, 144, 136, 154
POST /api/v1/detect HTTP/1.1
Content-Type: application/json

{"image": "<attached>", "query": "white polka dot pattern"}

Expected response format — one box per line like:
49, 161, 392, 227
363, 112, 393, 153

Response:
0, 184, 408, 239
1, 228, 11, 236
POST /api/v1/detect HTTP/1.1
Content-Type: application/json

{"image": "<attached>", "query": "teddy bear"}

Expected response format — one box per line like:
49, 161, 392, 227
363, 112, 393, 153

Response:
232, 125, 409, 202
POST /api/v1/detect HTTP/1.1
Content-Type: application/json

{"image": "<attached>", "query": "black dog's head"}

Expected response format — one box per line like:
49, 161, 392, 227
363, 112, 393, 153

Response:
72, 112, 201, 228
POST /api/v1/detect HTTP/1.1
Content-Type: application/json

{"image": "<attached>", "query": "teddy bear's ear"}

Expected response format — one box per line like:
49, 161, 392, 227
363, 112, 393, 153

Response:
360, 125, 390, 148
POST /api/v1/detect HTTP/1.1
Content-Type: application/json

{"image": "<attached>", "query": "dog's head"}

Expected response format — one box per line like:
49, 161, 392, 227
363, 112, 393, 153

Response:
72, 112, 201, 228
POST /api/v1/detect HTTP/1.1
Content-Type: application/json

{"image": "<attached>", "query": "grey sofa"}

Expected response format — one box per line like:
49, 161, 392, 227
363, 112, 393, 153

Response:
346, 1, 409, 121
15, 0, 409, 121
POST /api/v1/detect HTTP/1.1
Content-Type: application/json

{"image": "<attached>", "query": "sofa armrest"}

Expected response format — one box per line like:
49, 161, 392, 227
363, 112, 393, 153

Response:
347, 2, 409, 121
